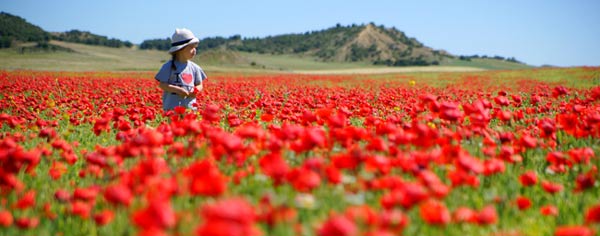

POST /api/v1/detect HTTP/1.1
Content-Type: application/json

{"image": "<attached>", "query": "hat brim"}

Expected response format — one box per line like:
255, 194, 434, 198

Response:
168, 38, 199, 54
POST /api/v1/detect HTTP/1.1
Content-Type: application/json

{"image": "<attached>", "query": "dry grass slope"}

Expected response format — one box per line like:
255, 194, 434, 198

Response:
0, 40, 530, 73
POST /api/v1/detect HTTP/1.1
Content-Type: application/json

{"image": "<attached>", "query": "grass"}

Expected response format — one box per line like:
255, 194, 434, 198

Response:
237, 52, 375, 71
0, 41, 539, 73
0, 41, 167, 71
443, 57, 533, 70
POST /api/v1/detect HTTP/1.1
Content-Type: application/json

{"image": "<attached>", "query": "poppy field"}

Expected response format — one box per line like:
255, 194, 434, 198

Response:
1, 67, 600, 236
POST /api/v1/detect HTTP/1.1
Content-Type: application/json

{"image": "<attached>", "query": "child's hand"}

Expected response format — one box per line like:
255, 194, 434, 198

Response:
189, 85, 202, 98
188, 88, 197, 98
177, 87, 190, 97
192, 84, 203, 98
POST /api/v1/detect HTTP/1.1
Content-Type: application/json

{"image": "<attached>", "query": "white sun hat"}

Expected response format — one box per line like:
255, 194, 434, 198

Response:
168, 28, 199, 54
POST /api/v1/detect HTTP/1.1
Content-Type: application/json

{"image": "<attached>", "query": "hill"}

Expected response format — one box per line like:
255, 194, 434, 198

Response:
0, 12, 132, 49
142, 23, 451, 66
142, 23, 529, 68
0, 12, 49, 48
51, 30, 133, 48
0, 12, 531, 72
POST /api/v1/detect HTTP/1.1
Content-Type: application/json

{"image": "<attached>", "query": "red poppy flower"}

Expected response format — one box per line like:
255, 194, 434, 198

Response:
538, 118, 556, 139
519, 134, 537, 149
54, 189, 71, 203
257, 195, 297, 227
201, 104, 221, 122
317, 214, 358, 236
541, 181, 563, 194
519, 171, 538, 187
568, 147, 594, 164
453, 207, 477, 223
132, 196, 176, 230
439, 102, 463, 121
494, 95, 510, 107
377, 209, 409, 233
552, 86, 569, 98
540, 205, 559, 216
554, 225, 594, 236
0, 210, 13, 227
484, 158, 506, 176
332, 152, 361, 171
197, 198, 260, 236
184, 160, 227, 196
43, 202, 57, 220
73, 186, 100, 202
325, 165, 342, 184
70, 201, 92, 219
476, 205, 497, 225
419, 199, 450, 226
447, 169, 480, 187
15, 190, 36, 209
456, 151, 484, 174
402, 182, 431, 208
557, 113, 579, 135
49, 161, 67, 180
515, 196, 532, 210
259, 151, 289, 186
343, 205, 378, 227
575, 168, 597, 192
546, 152, 571, 173
174, 106, 187, 115
94, 209, 115, 226
235, 123, 266, 140
418, 170, 450, 198
104, 183, 133, 206
585, 203, 600, 224
297, 126, 327, 151
15, 217, 39, 229
93, 117, 111, 136
39, 127, 57, 140
287, 167, 321, 192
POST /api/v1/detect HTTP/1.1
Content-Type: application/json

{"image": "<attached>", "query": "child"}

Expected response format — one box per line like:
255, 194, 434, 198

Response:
155, 28, 207, 111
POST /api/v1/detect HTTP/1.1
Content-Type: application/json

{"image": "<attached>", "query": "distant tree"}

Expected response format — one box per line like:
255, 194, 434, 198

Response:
493, 55, 505, 60
198, 36, 229, 50
52, 29, 132, 48
0, 12, 49, 47
0, 36, 11, 48
506, 57, 519, 63
140, 38, 170, 50
459, 55, 471, 61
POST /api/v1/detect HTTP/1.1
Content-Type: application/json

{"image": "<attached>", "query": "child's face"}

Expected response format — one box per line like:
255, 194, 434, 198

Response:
178, 43, 198, 60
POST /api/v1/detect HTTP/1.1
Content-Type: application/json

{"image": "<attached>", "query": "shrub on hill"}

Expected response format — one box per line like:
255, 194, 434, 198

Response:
15, 41, 74, 54
52, 30, 133, 48
0, 12, 50, 48
459, 54, 522, 64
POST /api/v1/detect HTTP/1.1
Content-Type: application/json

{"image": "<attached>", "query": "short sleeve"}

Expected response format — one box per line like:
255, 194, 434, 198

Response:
155, 63, 172, 83
195, 67, 208, 85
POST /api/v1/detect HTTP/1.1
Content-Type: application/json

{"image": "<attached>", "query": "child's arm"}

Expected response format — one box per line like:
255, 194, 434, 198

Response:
158, 82, 190, 97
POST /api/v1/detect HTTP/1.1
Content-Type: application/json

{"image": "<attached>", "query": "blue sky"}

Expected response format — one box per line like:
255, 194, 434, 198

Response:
2, 0, 599, 67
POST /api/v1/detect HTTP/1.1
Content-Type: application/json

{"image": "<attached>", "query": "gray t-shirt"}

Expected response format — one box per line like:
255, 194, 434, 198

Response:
155, 60, 207, 111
